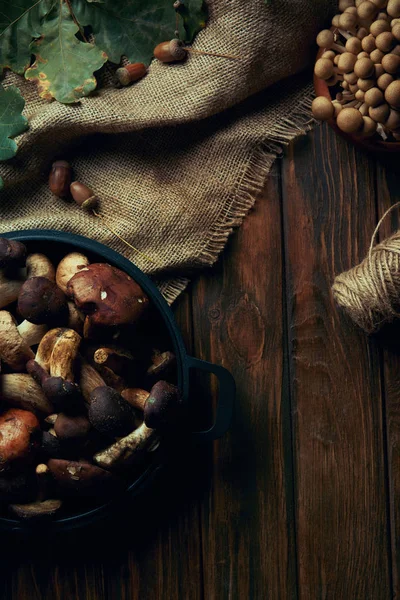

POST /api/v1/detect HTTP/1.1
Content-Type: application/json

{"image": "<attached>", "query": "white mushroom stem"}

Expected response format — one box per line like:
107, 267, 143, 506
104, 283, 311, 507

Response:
56, 253, 90, 295
338, 29, 353, 40
0, 374, 54, 414
17, 321, 48, 347
359, 102, 369, 116
0, 272, 24, 309
93, 423, 159, 470
44, 414, 59, 426
26, 254, 55, 281
67, 302, 85, 334
49, 329, 81, 380
79, 359, 106, 403
0, 311, 34, 370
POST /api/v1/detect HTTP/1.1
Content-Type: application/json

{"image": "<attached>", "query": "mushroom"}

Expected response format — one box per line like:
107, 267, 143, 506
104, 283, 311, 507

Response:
93, 422, 158, 471
360, 115, 378, 136
0, 311, 34, 371
79, 358, 106, 403
9, 464, 62, 520
316, 30, 346, 53
364, 87, 385, 106
143, 381, 183, 431
40, 429, 64, 460
17, 320, 48, 347
370, 18, 391, 36
67, 301, 85, 335
385, 79, 400, 107
0, 374, 53, 414
121, 387, 150, 411
0, 271, 24, 311
336, 107, 364, 132
388, 0, 400, 18
47, 459, 120, 497
338, 52, 357, 73
0, 472, 35, 505
54, 413, 91, 442
377, 73, 394, 90
93, 345, 136, 375
88, 386, 137, 438
17, 253, 67, 325
369, 102, 390, 122
354, 57, 375, 78
314, 58, 335, 80
0, 408, 41, 472
0, 239, 26, 271
381, 53, 400, 73
375, 31, 396, 53
357, 0, 379, 20
385, 108, 400, 130
27, 328, 82, 412
67, 263, 149, 337
56, 252, 90, 295
146, 350, 176, 384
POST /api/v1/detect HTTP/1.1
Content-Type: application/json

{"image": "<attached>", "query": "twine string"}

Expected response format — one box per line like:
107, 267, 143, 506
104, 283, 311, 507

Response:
332, 202, 400, 333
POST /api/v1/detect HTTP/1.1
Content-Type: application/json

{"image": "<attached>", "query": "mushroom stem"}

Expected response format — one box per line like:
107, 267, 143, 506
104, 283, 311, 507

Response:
93, 346, 136, 374
0, 311, 34, 371
79, 359, 106, 403
35, 328, 66, 371
0, 374, 54, 414
93, 422, 158, 470
49, 329, 81, 381
26, 254, 55, 281
121, 388, 150, 411
0, 272, 24, 310
17, 321, 48, 347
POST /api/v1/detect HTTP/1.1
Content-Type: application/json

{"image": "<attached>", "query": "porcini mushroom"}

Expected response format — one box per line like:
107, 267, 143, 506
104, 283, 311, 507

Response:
93, 422, 158, 470
79, 359, 106, 403
54, 413, 91, 442
0, 311, 34, 371
0, 374, 53, 414
88, 386, 137, 438
26, 253, 55, 281
47, 459, 120, 497
144, 381, 183, 431
17, 320, 48, 347
67, 263, 149, 335
56, 252, 90, 295
0, 239, 26, 270
9, 464, 62, 520
146, 350, 176, 384
0, 408, 40, 472
121, 388, 150, 411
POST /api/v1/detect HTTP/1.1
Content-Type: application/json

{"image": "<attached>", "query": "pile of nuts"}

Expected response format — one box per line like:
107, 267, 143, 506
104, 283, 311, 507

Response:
312, 0, 400, 141
0, 238, 181, 520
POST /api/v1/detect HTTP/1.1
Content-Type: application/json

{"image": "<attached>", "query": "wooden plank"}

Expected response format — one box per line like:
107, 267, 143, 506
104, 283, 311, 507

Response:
375, 156, 400, 598
281, 124, 391, 599
191, 162, 297, 599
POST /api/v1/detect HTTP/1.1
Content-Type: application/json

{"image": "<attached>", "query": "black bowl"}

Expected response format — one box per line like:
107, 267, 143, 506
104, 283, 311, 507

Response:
0, 230, 235, 532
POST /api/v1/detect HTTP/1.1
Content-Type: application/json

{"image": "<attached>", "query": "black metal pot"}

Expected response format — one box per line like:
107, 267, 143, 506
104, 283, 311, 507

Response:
0, 230, 234, 532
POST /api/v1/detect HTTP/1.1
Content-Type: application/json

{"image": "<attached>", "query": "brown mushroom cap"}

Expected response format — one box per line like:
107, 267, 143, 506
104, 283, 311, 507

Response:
54, 413, 91, 441
377, 73, 394, 90
88, 386, 137, 437
311, 97, 335, 121
369, 102, 391, 122
338, 52, 357, 74
388, 0, 400, 18
364, 87, 385, 106
18, 277, 68, 325
144, 380, 183, 431
67, 263, 149, 330
336, 107, 364, 133
381, 53, 400, 73
0, 409, 40, 472
385, 79, 400, 107
360, 116, 377, 137
354, 57, 375, 78
376, 31, 396, 52
0, 239, 26, 270
47, 459, 120, 497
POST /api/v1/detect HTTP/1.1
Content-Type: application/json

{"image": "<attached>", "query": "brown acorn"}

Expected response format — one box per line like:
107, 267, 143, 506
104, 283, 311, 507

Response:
116, 63, 147, 86
70, 181, 98, 210
49, 160, 71, 198
154, 39, 186, 63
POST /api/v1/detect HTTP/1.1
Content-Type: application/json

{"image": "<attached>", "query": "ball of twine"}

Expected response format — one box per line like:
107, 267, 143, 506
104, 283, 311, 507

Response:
332, 203, 400, 334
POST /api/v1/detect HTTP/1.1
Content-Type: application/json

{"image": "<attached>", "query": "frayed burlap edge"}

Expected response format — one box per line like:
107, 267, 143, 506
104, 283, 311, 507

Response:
158, 95, 316, 305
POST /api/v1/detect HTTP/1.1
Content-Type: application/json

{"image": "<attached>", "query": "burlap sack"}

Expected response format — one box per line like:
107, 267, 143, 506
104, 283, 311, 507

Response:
0, 0, 336, 303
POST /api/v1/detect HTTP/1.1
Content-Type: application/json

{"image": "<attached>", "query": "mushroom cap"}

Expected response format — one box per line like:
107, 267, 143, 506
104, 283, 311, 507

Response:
144, 380, 183, 431
381, 53, 400, 73
89, 386, 137, 437
47, 459, 120, 497
385, 79, 400, 107
146, 350, 176, 383
54, 413, 91, 441
369, 102, 390, 122
40, 430, 65, 460
56, 252, 90, 295
0, 239, 26, 270
354, 57, 375, 78
311, 97, 335, 121
0, 310, 34, 371
364, 87, 385, 107
0, 409, 40, 472
314, 58, 334, 80
388, 0, 400, 18
336, 108, 364, 133
67, 263, 149, 330
18, 277, 68, 325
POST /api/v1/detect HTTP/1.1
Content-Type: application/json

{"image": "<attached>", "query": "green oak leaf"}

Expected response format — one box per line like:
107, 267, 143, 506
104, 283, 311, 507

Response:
25, 3, 108, 104
0, 0, 55, 74
73, 0, 206, 65
176, 0, 207, 43
0, 84, 28, 188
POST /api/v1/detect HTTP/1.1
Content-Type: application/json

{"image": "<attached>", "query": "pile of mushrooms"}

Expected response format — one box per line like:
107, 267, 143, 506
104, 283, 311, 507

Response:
312, 0, 400, 141
0, 238, 181, 520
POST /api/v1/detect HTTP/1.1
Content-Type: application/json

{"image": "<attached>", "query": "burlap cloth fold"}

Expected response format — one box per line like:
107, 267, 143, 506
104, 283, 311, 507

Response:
0, 0, 335, 303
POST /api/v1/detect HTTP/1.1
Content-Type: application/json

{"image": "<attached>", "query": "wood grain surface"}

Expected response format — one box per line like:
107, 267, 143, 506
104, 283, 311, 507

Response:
1, 124, 400, 599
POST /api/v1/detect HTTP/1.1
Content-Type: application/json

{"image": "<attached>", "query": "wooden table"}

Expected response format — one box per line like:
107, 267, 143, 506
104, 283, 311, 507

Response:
1, 123, 400, 599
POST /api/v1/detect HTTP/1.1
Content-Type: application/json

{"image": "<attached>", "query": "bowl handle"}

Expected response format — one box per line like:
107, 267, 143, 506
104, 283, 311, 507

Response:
186, 356, 235, 442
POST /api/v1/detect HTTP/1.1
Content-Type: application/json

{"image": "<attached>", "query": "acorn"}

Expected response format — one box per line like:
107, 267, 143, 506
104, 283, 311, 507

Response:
49, 160, 71, 198
70, 182, 98, 210
116, 63, 147, 86
154, 39, 187, 63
